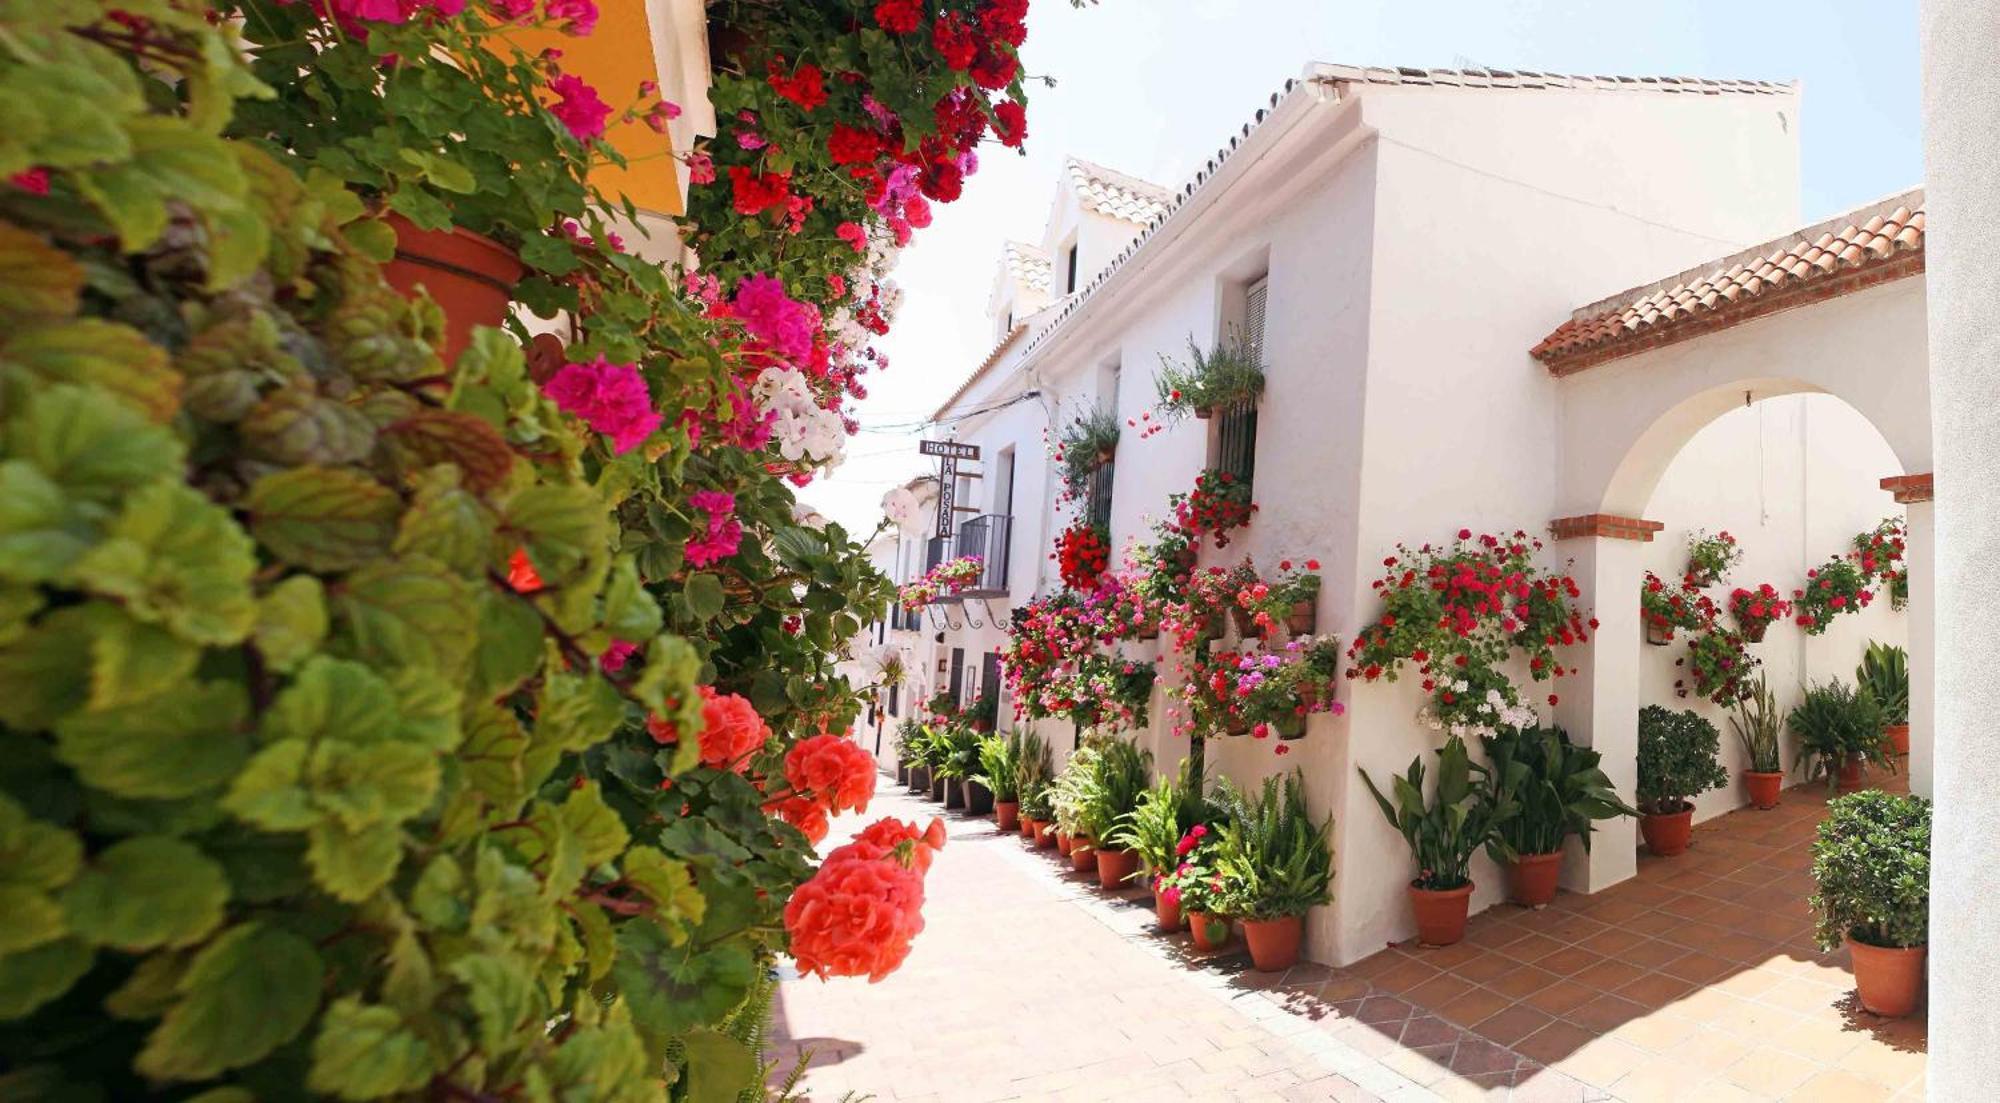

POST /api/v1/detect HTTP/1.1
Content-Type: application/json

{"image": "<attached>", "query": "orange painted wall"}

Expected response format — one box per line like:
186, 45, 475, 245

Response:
510, 2, 682, 215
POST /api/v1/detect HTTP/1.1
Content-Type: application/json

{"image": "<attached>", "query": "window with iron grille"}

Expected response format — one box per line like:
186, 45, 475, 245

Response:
1086, 457, 1114, 530
948, 648, 965, 702
888, 684, 899, 717
1212, 276, 1266, 487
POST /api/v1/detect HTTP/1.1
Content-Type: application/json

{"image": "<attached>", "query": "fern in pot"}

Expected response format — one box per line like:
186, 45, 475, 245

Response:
1110, 759, 1207, 930
1479, 726, 1636, 907
1081, 738, 1153, 889
1636, 706, 1728, 856
1730, 676, 1786, 809
1011, 732, 1054, 841
1857, 642, 1911, 756
1790, 681, 1891, 793
1214, 771, 1333, 970
975, 732, 1023, 832
1361, 736, 1509, 945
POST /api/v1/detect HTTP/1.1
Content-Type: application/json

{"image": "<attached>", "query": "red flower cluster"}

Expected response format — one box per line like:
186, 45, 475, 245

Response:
1792, 557, 1874, 636
784, 734, 878, 818
785, 815, 945, 982
767, 59, 828, 112
729, 166, 792, 215
1726, 583, 1791, 638
1641, 570, 1713, 642
1170, 469, 1255, 547
1056, 521, 1111, 592
646, 685, 771, 771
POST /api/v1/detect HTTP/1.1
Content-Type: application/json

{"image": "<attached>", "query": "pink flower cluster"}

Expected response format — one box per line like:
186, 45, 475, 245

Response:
686, 489, 743, 567
548, 72, 610, 141
541, 355, 661, 454
732, 274, 820, 363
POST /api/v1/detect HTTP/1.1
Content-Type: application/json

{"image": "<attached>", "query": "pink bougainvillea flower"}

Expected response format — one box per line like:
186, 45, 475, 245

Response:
544, 0, 597, 35
486, 0, 535, 19
541, 355, 662, 453
547, 73, 610, 141
731, 273, 820, 362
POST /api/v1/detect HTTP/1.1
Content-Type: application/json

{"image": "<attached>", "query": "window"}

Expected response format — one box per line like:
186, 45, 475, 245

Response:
1087, 457, 1114, 529
948, 647, 965, 703
994, 447, 1016, 517
888, 683, 899, 717
1242, 277, 1268, 364
1064, 244, 1079, 294
1212, 276, 1266, 487
981, 652, 1001, 703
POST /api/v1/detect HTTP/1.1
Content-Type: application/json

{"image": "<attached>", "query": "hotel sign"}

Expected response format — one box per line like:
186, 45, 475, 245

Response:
920, 441, 979, 538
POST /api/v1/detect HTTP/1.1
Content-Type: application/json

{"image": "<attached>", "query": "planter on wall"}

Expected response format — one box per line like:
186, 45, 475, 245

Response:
1640, 803, 1694, 856
1744, 771, 1784, 810
1285, 601, 1316, 636
1407, 882, 1474, 946
1187, 911, 1231, 953
1885, 723, 1911, 756
1743, 621, 1770, 643
1645, 622, 1674, 647
380, 213, 524, 365
1241, 915, 1304, 972
1847, 937, 1926, 1017
1507, 852, 1564, 909
1094, 847, 1139, 889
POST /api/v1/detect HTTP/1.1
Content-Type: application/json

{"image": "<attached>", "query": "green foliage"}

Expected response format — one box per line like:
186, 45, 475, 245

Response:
1636, 705, 1728, 813
1109, 758, 1206, 879
1729, 675, 1785, 774
1789, 681, 1892, 790
972, 731, 1020, 801
1212, 771, 1332, 919
927, 722, 982, 781
1479, 725, 1635, 859
1810, 790, 1930, 951
1079, 737, 1152, 844
1857, 642, 1910, 726
1048, 744, 1100, 838
1152, 334, 1264, 423
1013, 732, 1054, 820
1360, 736, 1506, 891
1055, 408, 1120, 496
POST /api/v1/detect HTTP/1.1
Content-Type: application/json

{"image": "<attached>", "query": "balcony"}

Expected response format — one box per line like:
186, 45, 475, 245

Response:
953, 514, 1012, 597
889, 606, 924, 632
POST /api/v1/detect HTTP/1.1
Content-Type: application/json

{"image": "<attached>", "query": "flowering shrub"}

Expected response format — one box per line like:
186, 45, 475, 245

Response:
1057, 520, 1112, 592
898, 554, 984, 608
1727, 583, 1792, 640
1641, 570, 1713, 642
1071, 654, 1159, 731
1130, 521, 1198, 608
1680, 627, 1760, 706
1347, 530, 1593, 739
1230, 637, 1346, 739
1238, 558, 1322, 636
1684, 528, 1742, 586
1164, 561, 1260, 649
1156, 824, 1235, 916
1852, 517, 1909, 611
1794, 557, 1874, 635
1171, 468, 1256, 546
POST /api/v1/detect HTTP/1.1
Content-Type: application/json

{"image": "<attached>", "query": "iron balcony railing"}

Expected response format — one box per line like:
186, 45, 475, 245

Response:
921, 535, 965, 604
953, 514, 1012, 597
889, 606, 924, 632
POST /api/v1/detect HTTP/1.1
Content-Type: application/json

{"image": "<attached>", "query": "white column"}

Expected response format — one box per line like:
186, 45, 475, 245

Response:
1550, 527, 1649, 893
1918, 2, 2000, 1093
1902, 497, 1935, 798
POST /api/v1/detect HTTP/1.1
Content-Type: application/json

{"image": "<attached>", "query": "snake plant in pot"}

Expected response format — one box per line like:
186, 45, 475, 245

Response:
1361, 736, 1510, 945
1214, 771, 1333, 970
1637, 706, 1728, 855
1730, 675, 1786, 809
1479, 726, 1636, 908
1857, 642, 1911, 756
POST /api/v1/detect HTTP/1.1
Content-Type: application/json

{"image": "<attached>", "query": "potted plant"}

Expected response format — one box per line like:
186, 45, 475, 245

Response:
1010, 732, 1052, 839
1056, 408, 1120, 496
1641, 571, 1710, 646
975, 732, 1021, 832
1729, 676, 1786, 809
1051, 744, 1101, 867
1170, 468, 1256, 549
1152, 333, 1265, 423
1479, 726, 1636, 908
1793, 557, 1875, 635
932, 723, 983, 811
1020, 781, 1057, 847
1727, 583, 1792, 643
1056, 520, 1112, 592
1810, 791, 1931, 1017
1082, 738, 1153, 890
894, 718, 923, 788
1790, 681, 1891, 793
1858, 642, 1911, 755
1237, 559, 1322, 638
1684, 529, 1742, 587
1214, 771, 1333, 970
1682, 625, 1760, 707
1228, 637, 1346, 740
1111, 761, 1206, 930
1361, 736, 1508, 945
1157, 825, 1236, 952
1636, 706, 1728, 856
1852, 517, 1910, 611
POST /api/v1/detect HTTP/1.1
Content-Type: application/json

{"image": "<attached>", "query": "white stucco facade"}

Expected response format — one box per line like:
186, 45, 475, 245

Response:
880, 64, 1934, 969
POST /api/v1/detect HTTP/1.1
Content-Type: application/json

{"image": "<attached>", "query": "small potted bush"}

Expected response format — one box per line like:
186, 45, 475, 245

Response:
1111, 761, 1206, 931
1056, 409, 1120, 496
1729, 676, 1786, 809
1361, 736, 1507, 945
1857, 642, 1911, 756
1020, 782, 1057, 847
1158, 825, 1236, 952
932, 723, 982, 810
1480, 726, 1636, 908
1214, 771, 1333, 970
966, 689, 1001, 733
1790, 681, 1890, 793
975, 732, 1022, 833
1793, 557, 1875, 635
1636, 706, 1728, 856
1810, 790, 1931, 1017
1083, 739, 1153, 890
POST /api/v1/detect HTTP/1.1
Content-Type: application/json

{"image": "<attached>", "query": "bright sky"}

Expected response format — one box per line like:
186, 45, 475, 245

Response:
801, 0, 1923, 535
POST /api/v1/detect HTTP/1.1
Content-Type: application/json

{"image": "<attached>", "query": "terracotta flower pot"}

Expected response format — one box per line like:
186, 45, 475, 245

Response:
1069, 840, 1097, 872
1837, 756, 1865, 793
1847, 936, 1926, 1017
380, 213, 524, 366
1407, 882, 1474, 946
1645, 621, 1673, 646
1155, 891, 1183, 932
1034, 821, 1056, 848
1507, 851, 1564, 909
1225, 716, 1251, 736
1095, 846, 1140, 889
1230, 606, 1256, 638
1641, 803, 1694, 856
1193, 406, 1215, 420
1056, 830, 1074, 856
1744, 770, 1784, 810
1241, 915, 1304, 972
1139, 622, 1161, 640
1885, 723, 1911, 756
1743, 620, 1769, 643
1285, 601, 1316, 636
995, 800, 1020, 833
1187, 910, 1231, 952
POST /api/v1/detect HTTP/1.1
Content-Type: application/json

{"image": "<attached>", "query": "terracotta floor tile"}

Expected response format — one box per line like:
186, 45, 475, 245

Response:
1784, 1068, 1899, 1103
1602, 1008, 1699, 1054
1470, 1002, 1553, 1046
1397, 1013, 1465, 1049
1658, 949, 1736, 984
1521, 978, 1598, 1017
1534, 945, 1605, 977
1620, 937, 1691, 970
1404, 970, 1476, 1009
1562, 992, 1649, 1034
1615, 970, 1697, 1009
1723, 1045, 1820, 1096
1571, 956, 1647, 994
1450, 950, 1521, 985
1835, 1037, 1928, 1090
1577, 925, 1647, 956
1549, 1034, 1650, 1089
1512, 1018, 1599, 1065
1448, 1034, 1524, 1077
1657, 1025, 1754, 1072
1434, 984, 1514, 1029
1487, 963, 1563, 1000
1496, 932, 1568, 965
1354, 994, 1415, 1026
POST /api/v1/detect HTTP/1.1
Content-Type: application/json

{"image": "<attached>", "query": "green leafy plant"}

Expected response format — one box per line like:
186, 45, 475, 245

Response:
1213, 771, 1333, 919
966, 689, 1001, 732
929, 722, 983, 782
973, 732, 1020, 801
1055, 408, 1120, 496
1683, 529, 1742, 586
1360, 736, 1508, 890
1857, 642, 1910, 726
1729, 675, 1784, 774
1109, 758, 1206, 880
1637, 706, 1729, 813
1049, 744, 1102, 839
1153, 334, 1264, 423
1079, 738, 1153, 845
1810, 790, 1930, 951
894, 718, 926, 767
1789, 681, 1891, 791
1794, 557, 1875, 635
1479, 726, 1636, 860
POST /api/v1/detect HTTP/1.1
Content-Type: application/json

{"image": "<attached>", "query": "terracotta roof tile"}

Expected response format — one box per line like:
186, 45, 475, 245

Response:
1531, 190, 1925, 373
1001, 241, 1052, 293
1064, 158, 1173, 224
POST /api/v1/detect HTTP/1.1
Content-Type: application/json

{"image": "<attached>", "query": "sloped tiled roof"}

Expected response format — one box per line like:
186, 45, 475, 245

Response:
1311, 63, 1791, 97
1065, 158, 1173, 224
1531, 190, 1925, 373
1002, 241, 1052, 293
